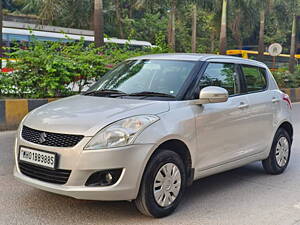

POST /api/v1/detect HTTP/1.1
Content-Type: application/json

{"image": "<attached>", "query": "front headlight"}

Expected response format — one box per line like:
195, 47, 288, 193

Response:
84, 115, 159, 150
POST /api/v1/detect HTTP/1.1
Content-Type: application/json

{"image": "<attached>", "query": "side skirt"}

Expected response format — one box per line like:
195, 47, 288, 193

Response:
193, 151, 267, 181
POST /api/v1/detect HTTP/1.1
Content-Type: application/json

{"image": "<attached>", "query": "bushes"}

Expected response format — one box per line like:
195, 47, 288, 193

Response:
1, 38, 299, 99
0, 39, 165, 98
272, 67, 300, 88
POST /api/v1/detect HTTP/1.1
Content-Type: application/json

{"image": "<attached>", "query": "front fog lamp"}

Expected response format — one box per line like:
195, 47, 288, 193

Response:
84, 115, 159, 150
85, 169, 123, 187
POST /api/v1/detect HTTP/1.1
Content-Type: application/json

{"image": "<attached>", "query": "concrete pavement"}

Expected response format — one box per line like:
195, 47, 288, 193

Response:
0, 104, 300, 225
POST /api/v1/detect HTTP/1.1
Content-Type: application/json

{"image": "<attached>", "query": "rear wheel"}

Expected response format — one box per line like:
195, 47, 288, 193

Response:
262, 128, 291, 175
134, 150, 186, 218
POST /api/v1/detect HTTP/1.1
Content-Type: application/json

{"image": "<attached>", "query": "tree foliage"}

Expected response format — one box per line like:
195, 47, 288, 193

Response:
3, 0, 299, 53
0, 38, 166, 98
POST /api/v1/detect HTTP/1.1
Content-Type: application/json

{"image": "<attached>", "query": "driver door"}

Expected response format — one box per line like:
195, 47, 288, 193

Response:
194, 61, 252, 171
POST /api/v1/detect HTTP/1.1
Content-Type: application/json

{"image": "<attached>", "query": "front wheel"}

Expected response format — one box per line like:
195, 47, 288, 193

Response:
134, 150, 186, 218
262, 128, 292, 175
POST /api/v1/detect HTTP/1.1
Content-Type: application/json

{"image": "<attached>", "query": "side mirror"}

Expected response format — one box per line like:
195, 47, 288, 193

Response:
197, 86, 229, 104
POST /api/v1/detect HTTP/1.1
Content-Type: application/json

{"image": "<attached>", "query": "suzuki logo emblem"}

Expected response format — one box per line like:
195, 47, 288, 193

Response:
39, 132, 47, 144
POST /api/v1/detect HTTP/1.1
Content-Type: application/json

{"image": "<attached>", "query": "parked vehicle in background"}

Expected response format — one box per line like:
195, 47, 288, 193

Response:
227, 49, 300, 69
14, 54, 293, 218
2, 21, 154, 50
1, 21, 154, 93
1, 58, 15, 72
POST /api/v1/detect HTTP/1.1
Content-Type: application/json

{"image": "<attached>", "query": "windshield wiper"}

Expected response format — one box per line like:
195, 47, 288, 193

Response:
84, 90, 176, 99
83, 89, 127, 96
128, 91, 176, 98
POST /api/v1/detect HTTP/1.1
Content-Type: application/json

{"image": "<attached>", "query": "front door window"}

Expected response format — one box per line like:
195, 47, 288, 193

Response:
200, 63, 240, 95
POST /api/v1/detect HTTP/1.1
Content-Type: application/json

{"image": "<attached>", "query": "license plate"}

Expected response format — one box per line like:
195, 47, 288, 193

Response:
19, 147, 56, 169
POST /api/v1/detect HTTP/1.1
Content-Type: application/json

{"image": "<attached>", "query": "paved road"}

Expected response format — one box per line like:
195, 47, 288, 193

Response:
1, 104, 300, 225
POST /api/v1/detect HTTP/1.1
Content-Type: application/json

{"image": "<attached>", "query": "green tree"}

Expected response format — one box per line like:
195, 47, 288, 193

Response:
60, 0, 92, 29
253, 0, 273, 61
228, 0, 255, 50
18, 0, 63, 24
4, 0, 300, 61
39, 0, 63, 24
115, 0, 124, 39
199, 0, 221, 53
18, 0, 41, 15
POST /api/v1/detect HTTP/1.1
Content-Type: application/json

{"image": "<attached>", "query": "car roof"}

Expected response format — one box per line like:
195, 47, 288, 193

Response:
129, 53, 267, 68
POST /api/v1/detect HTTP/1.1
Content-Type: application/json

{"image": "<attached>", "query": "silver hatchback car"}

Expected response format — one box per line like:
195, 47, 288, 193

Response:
14, 54, 293, 217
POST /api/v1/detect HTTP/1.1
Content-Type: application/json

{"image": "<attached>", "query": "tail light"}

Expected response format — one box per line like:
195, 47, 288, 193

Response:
282, 93, 292, 109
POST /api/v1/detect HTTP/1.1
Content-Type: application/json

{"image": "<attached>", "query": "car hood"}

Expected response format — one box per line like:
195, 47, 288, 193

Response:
23, 95, 170, 136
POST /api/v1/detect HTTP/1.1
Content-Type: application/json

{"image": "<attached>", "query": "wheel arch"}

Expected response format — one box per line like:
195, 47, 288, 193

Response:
134, 139, 192, 217
278, 121, 293, 142
150, 139, 193, 185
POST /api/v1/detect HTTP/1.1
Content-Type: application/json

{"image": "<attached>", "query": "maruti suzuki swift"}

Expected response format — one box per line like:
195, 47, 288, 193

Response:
14, 54, 293, 218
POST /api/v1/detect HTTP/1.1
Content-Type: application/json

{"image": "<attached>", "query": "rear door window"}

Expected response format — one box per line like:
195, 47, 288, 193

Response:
241, 65, 267, 92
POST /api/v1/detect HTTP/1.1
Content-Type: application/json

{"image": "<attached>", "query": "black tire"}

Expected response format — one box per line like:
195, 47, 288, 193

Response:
262, 128, 292, 175
134, 149, 187, 218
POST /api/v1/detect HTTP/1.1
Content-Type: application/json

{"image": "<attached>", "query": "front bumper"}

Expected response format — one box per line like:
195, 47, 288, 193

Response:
14, 134, 154, 201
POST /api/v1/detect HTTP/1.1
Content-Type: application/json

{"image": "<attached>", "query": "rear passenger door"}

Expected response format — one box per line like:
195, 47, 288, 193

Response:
240, 64, 274, 153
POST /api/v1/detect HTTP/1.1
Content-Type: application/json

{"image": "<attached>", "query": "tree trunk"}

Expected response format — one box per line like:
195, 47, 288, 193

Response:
90, 10, 94, 30
219, 0, 227, 55
94, 0, 105, 47
191, 4, 197, 53
168, 0, 176, 51
115, 0, 124, 39
238, 39, 243, 50
211, 32, 215, 53
89, 0, 95, 29
168, 11, 172, 48
289, 15, 297, 73
229, 8, 242, 50
128, 0, 133, 18
0, 0, 3, 68
258, 9, 265, 62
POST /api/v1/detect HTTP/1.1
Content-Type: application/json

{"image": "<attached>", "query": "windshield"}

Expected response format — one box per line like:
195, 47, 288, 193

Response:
86, 59, 196, 98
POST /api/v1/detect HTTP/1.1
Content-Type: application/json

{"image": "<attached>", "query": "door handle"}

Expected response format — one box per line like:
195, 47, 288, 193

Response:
238, 102, 249, 109
272, 97, 280, 103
